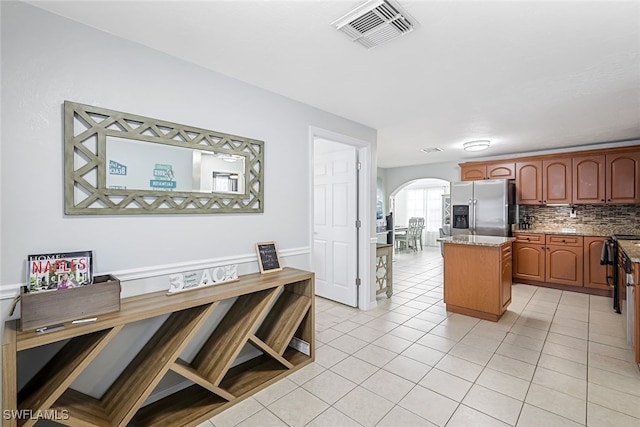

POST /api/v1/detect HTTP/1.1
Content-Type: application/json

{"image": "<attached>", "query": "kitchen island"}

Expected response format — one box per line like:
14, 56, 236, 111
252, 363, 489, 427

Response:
441, 235, 515, 321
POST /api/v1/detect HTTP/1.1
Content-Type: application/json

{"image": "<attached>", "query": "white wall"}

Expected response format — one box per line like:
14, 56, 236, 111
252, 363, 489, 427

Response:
0, 1, 376, 406
384, 161, 459, 200
1, 1, 376, 288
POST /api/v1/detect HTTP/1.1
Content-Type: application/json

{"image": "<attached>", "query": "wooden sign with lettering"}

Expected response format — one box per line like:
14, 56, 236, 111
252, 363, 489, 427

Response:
255, 241, 282, 274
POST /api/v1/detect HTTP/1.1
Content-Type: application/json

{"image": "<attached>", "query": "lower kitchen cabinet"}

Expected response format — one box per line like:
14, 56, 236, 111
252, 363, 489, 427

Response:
513, 234, 545, 282
546, 244, 583, 286
545, 234, 584, 286
584, 237, 609, 290
513, 233, 611, 295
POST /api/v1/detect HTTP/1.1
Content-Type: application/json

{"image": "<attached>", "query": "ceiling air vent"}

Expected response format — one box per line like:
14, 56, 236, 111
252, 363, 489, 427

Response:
332, 0, 418, 49
421, 148, 444, 154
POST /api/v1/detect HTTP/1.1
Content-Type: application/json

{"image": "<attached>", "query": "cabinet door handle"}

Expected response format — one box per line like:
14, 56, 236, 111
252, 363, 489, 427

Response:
538, 200, 542, 203
601, 199, 605, 202
608, 199, 611, 202
561, 239, 566, 243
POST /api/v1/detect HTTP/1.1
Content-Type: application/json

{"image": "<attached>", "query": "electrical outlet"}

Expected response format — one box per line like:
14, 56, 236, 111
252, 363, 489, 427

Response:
288, 337, 310, 356
570, 210, 576, 218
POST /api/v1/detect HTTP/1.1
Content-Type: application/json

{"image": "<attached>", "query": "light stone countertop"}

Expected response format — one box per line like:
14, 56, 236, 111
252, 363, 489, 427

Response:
617, 240, 640, 263
439, 235, 515, 247
514, 226, 640, 237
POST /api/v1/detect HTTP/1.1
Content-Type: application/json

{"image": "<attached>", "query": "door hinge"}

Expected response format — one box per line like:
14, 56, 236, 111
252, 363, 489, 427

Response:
356, 162, 362, 171
356, 278, 361, 287
355, 219, 361, 228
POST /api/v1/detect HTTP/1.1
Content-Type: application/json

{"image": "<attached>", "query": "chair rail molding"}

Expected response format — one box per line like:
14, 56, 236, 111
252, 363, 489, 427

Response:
0, 246, 311, 301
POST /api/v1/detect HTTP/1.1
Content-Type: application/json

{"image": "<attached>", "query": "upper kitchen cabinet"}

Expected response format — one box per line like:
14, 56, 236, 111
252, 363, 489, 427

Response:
542, 157, 572, 204
517, 158, 572, 205
460, 162, 515, 181
572, 150, 640, 204
515, 161, 543, 204
460, 164, 486, 181
573, 154, 606, 204
464, 145, 639, 204
606, 151, 640, 203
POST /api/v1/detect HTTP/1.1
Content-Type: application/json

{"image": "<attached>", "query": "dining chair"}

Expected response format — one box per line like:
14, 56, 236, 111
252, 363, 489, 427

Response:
397, 219, 423, 251
408, 217, 426, 250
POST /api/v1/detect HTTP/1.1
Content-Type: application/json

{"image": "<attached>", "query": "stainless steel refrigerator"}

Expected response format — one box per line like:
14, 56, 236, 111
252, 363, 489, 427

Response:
450, 179, 516, 237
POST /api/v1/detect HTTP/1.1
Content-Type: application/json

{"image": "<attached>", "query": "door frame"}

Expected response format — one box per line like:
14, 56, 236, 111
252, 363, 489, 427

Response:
309, 126, 375, 310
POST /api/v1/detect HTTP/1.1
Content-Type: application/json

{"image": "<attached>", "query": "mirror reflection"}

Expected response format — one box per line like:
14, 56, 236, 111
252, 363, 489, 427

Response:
106, 136, 246, 194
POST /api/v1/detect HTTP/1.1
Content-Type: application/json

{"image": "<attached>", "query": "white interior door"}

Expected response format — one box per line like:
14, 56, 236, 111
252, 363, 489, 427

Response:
313, 139, 358, 307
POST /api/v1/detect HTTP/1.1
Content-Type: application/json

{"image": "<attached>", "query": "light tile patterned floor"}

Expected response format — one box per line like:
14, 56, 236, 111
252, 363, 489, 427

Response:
201, 247, 640, 426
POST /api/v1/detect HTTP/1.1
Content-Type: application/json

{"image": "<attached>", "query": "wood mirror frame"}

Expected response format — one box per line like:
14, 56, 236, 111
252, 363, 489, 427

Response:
64, 101, 264, 215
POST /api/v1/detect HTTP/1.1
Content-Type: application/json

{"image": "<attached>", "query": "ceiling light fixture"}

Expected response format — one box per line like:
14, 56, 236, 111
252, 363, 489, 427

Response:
463, 140, 490, 152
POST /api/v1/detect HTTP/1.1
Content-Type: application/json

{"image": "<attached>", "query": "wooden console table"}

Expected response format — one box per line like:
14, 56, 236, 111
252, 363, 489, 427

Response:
2, 268, 314, 427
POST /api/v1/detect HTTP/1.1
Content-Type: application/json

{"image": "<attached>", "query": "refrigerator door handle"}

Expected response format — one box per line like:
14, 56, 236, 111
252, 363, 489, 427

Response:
472, 199, 477, 234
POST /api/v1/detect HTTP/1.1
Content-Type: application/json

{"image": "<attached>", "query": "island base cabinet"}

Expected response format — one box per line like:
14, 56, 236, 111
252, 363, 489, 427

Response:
501, 244, 513, 310
444, 242, 512, 322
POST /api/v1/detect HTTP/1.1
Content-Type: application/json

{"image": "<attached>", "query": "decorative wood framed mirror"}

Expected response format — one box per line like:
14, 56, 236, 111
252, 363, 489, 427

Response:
64, 101, 264, 214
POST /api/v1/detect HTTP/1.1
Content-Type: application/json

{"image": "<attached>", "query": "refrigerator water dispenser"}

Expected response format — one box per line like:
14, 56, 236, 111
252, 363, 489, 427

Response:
452, 205, 469, 229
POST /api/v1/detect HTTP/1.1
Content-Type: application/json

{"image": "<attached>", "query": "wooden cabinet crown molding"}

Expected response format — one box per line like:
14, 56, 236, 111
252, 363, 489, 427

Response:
461, 145, 639, 204
459, 144, 640, 170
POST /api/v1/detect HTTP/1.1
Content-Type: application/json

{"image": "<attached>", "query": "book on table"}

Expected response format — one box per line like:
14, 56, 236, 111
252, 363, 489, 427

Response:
26, 250, 93, 293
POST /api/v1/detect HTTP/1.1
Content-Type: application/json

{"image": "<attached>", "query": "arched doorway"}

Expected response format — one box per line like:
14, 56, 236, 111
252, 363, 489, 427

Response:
390, 178, 450, 249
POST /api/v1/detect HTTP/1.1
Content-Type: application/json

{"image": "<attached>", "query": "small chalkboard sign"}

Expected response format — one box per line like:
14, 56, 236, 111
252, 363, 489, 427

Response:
256, 241, 282, 274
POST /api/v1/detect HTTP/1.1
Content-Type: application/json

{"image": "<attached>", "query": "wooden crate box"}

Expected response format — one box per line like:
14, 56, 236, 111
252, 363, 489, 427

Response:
20, 274, 121, 331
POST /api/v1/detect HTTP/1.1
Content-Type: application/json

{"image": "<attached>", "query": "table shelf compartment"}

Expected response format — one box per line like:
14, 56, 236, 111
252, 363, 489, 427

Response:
191, 288, 278, 385
17, 328, 121, 427
255, 289, 311, 355
51, 389, 110, 427
127, 384, 227, 427
101, 304, 216, 425
218, 354, 293, 397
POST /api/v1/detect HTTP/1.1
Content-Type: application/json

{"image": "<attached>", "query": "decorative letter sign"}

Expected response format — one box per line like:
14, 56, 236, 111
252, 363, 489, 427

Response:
167, 264, 238, 295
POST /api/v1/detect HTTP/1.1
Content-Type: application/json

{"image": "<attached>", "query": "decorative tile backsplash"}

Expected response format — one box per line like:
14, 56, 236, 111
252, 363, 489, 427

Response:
519, 204, 639, 229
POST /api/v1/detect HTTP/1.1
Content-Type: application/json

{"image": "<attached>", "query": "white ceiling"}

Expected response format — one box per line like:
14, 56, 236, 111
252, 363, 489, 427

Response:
28, 0, 640, 168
